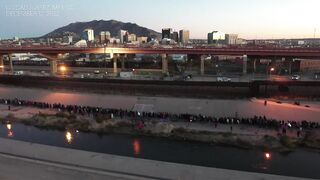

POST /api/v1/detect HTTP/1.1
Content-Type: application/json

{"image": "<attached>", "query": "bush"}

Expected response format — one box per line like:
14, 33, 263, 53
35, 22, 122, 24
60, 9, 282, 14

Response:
56, 112, 69, 118
68, 114, 77, 120
95, 116, 105, 123
116, 121, 132, 127
280, 136, 296, 148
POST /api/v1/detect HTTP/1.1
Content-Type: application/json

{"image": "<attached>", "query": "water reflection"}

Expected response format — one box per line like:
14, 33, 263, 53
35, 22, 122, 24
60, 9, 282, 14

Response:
1, 123, 320, 179
257, 152, 272, 170
264, 152, 271, 160
6, 123, 13, 137
132, 139, 141, 155
7, 130, 13, 137
6, 123, 12, 130
65, 131, 73, 144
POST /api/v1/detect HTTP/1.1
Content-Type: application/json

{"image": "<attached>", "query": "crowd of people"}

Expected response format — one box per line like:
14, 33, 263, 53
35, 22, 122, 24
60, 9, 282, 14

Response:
0, 98, 319, 131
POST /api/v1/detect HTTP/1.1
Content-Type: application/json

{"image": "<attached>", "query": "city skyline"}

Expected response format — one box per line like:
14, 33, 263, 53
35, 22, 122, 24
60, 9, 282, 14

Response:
1, 0, 320, 39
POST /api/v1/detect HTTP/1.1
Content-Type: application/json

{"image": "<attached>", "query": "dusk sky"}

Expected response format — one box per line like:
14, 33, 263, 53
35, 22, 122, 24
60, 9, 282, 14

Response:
1, 0, 320, 39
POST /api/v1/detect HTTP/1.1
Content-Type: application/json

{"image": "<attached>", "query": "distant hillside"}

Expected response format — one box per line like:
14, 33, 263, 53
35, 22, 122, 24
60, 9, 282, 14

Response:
42, 20, 161, 39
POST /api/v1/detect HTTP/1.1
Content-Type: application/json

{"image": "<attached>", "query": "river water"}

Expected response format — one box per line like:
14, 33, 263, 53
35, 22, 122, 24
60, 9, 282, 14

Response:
1, 123, 320, 179
0, 85, 320, 178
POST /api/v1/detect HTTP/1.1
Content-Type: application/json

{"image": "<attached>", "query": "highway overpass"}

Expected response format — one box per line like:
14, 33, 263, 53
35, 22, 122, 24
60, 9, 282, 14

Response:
1, 47, 320, 76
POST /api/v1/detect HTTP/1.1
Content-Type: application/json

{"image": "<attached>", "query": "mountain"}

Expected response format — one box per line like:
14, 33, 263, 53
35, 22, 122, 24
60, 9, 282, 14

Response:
43, 20, 161, 39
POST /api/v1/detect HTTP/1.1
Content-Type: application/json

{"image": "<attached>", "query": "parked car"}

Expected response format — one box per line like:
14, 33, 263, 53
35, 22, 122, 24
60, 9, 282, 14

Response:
291, 75, 300, 80
217, 77, 231, 82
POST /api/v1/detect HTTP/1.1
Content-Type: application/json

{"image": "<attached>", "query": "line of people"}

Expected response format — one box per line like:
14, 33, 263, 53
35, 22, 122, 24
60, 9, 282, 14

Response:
0, 98, 319, 130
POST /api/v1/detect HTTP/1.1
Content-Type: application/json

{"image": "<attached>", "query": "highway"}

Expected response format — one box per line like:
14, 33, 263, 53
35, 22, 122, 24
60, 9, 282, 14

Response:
1, 47, 320, 58
7, 65, 319, 82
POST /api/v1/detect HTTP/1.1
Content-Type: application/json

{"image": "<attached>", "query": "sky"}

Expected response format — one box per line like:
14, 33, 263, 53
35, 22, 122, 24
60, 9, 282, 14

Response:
1, 0, 320, 39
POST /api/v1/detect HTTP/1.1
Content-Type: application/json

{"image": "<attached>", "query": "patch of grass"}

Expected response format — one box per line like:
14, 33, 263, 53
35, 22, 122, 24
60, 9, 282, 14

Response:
172, 127, 189, 134
116, 121, 132, 127
301, 131, 320, 149
95, 115, 106, 123
280, 135, 297, 149
222, 132, 233, 138
263, 135, 278, 143
56, 112, 69, 118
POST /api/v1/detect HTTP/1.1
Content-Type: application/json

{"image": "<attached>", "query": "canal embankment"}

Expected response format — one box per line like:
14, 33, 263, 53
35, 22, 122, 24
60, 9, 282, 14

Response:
0, 75, 320, 99
0, 137, 315, 180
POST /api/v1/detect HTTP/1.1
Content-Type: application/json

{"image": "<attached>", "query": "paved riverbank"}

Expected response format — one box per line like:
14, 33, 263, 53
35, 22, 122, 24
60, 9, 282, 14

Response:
0, 138, 315, 180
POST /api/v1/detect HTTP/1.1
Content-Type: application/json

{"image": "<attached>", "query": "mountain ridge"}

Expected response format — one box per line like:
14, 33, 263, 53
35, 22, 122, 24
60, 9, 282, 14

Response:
43, 19, 161, 39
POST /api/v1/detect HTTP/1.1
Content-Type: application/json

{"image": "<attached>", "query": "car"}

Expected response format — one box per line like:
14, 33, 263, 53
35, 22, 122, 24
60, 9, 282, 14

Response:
217, 77, 231, 82
93, 70, 100, 74
13, 71, 24, 76
291, 75, 300, 80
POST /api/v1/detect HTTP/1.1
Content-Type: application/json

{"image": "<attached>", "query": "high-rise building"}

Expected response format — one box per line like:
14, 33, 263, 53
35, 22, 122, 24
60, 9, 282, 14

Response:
82, 29, 94, 42
100, 31, 111, 44
105, 31, 111, 40
68, 36, 73, 44
13, 36, 19, 42
63, 36, 73, 44
137, 37, 148, 44
128, 34, 137, 42
162, 28, 172, 39
118, 30, 128, 43
208, 31, 225, 44
100, 31, 106, 43
171, 31, 179, 43
123, 33, 129, 43
179, 30, 190, 44
225, 34, 238, 45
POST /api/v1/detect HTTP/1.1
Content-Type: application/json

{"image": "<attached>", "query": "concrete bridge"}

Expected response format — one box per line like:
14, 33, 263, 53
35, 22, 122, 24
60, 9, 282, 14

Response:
1, 47, 320, 76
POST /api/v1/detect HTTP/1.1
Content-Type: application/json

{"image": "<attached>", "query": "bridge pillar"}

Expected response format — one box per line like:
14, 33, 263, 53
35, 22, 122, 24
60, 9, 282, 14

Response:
253, 59, 257, 73
110, 52, 114, 59
200, 55, 205, 76
8, 54, 13, 74
41, 54, 59, 76
0, 55, 4, 73
121, 54, 127, 70
242, 55, 248, 75
113, 54, 118, 74
50, 60, 58, 76
288, 59, 292, 75
161, 54, 168, 75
